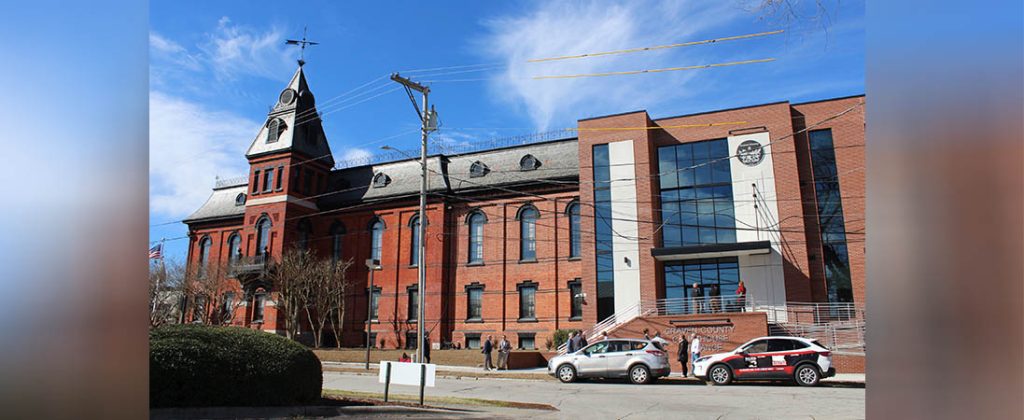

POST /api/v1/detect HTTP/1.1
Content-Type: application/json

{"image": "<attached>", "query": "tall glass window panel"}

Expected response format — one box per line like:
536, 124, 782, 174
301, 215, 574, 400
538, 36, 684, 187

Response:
519, 207, 538, 261
592, 144, 615, 321
468, 213, 485, 263
467, 288, 482, 320
809, 129, 855, 304
370, 220, 384, 262
568, 203, 581, 258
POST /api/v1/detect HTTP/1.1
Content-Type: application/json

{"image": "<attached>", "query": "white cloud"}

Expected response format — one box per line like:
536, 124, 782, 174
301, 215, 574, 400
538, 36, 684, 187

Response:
341, 148, 373, 163
149, 91, 257, 218
199, 17, 294, 81
150, 32, 202, 72
478, 1, 743, 129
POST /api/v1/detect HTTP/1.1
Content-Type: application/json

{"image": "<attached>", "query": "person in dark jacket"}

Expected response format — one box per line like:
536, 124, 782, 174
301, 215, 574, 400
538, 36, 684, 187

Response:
579, 332, 588, 348
709, 284, 721, 313
691, 283, 705, 314
677, 335, 690, 377
423, 335, 431, 364
567, 331, 578, 353
482, 335, 494, 371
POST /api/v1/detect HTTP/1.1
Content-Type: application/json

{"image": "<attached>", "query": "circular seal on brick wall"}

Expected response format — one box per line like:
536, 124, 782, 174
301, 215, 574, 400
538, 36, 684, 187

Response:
736, 140, 764, 166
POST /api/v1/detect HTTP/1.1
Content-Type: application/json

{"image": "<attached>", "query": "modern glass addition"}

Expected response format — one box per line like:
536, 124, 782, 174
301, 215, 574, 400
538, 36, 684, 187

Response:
468, 212, 485, 263
657, 139, 736, 247
663, 257, 740, 314
592, 144, 615, 321
519, 206, 538, 261
567, 202, 581, 258
809, 129, 855, 304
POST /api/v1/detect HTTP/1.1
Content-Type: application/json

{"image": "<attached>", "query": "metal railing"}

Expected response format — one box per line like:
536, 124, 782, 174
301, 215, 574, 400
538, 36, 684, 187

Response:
646, 294, 753, 317
215, 176, 249, 189
556, 300, 651, 354
228, 255, 269, 275
753, 301, 864, 324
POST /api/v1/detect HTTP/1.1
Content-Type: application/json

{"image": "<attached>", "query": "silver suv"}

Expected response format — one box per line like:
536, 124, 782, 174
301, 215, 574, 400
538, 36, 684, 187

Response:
547, 339, 671, 384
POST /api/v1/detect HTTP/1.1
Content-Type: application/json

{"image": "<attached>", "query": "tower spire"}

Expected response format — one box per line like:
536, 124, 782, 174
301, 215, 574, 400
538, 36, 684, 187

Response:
285, 26, 319, 66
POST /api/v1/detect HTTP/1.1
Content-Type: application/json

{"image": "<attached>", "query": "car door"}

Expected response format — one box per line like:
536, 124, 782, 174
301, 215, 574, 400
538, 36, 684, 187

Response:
762, 339, 799, 378
733, 339, 772, 379
574, 341, 610, 377
601, 341, 633, 378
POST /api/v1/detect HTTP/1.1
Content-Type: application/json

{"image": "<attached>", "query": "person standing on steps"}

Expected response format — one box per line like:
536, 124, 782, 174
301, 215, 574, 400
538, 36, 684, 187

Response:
735, 280, 747, 312
482, 335, 494, 371
677, 335, 689, 377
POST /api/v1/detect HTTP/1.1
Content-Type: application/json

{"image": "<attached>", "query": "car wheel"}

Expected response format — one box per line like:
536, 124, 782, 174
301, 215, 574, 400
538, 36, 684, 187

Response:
629, 364, 651, 384
708, 364, 732, 385
557, 364, 577, 383
794, 364, 820, 387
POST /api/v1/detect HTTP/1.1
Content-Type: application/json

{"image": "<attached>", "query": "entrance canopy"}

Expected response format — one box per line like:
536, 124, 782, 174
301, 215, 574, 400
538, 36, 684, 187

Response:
650, 240, 771, 261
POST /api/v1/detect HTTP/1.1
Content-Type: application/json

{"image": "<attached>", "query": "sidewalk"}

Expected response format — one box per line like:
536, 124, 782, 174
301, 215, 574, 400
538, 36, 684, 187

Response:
322, 361, 865, 385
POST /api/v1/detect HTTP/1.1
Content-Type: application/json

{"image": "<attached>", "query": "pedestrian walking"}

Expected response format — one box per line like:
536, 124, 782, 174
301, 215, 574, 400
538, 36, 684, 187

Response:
497, 335, 512, 370
579, 332, 588, 348
566, 331, 578, 353
482, 335, 494, 371
691, 283, 704, 314
736, 280, 747, 312
710, 284, 721, 313
599, 331, 609, 341
690, 334, 701, 374
677, 335, 689, 377
422, 335, 431, 364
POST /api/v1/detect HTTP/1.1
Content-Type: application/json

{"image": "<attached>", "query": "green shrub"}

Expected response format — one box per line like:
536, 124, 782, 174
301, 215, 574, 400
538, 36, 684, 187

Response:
552, 329, 581, 349
150, 324, 322, 407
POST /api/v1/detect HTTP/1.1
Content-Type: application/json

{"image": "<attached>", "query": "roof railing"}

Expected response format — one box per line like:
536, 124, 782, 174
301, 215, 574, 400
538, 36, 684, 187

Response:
214, 176, 249, 189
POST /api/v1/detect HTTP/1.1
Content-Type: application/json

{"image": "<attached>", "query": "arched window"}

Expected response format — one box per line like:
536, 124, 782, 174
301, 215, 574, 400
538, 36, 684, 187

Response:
567, 201, 581, 258
227, 233, 241, 263
297, 219, 312, 251
266, 118, 285, 143
330, 221, 346, 264
255, 216, 271, 256
372, 172, 391, 188
369, 218, 385, 263
198, 236, 212, 275
467, 211, 486, 263
518, 205, 539, 261
409, 215, 422, 266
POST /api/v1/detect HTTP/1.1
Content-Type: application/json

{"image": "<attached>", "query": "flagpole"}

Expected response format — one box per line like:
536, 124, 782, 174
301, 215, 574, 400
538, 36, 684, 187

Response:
152, 238, 166, 314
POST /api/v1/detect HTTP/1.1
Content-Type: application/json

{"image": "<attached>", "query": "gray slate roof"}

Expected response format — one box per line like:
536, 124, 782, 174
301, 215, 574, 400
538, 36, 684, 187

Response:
185, 138, 579, 224
183, 184, 247, 223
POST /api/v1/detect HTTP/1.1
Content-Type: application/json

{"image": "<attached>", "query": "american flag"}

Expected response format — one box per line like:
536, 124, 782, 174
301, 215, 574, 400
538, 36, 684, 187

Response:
149, 243, 163, 259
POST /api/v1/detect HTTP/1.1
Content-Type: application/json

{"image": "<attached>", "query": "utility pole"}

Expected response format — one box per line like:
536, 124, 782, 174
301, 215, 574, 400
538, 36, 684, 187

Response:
390, 73, 437, 364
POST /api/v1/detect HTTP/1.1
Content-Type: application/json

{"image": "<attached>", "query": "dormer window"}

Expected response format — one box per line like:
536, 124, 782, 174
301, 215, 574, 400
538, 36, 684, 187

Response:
519, 154, 540, 171
469, 161, 489, 178
372, 172, 391, 188
266, 118, 286, 144
234, 193, 246, 206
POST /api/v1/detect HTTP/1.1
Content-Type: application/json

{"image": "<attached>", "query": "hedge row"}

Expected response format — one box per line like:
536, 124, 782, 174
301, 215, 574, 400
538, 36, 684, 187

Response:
150, 325, 322, 407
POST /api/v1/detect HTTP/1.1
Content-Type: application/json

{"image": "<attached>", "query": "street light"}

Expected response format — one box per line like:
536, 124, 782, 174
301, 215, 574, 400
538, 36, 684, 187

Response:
365, 258, 380, 370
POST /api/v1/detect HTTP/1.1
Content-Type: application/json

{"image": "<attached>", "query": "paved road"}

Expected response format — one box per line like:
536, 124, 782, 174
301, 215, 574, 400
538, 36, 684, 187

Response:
324, 371, 865, 419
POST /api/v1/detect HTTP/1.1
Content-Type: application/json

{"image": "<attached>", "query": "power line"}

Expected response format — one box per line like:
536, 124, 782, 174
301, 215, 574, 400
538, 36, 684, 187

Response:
527, 30, 785, 63
533, 58, 776, 80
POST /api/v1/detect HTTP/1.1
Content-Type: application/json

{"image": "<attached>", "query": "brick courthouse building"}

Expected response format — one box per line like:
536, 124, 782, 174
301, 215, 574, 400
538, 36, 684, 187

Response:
183, 65, 865, 358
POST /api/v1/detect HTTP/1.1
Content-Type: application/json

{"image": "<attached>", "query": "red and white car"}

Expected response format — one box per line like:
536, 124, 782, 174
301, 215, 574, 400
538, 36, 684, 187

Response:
693, 336, 836, 386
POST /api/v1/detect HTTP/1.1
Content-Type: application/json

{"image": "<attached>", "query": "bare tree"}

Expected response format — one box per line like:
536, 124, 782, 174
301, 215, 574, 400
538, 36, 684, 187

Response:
746, 0, 840, 35
180, 259, 240, 326
302, 257, 354, 348
269, 249, 315, 340
327, 259, 354, 348
150, 258, 186, 328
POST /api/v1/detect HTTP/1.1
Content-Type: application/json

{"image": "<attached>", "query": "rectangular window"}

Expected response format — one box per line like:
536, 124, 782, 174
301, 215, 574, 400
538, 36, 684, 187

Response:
466, 334, 481, 350
518, 284, 536, 320
658, 138, 734, 247
303, 169, 312, 194
263, 168, 274, 192
252, 170, 260, 194
569, 281, 583, 320
253, 293, 266, 322
405, 331, 417, 350
518, 333, 536, 350
276, 165, 284, 190
408, 288, 418, 321
467, 287, 483, 320
369, 288, 380, 321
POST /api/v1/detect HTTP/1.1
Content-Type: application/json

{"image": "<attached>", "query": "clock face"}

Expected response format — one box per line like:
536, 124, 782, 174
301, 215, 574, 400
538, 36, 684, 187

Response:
278, 89, 296, 106
736, 140, 765, 166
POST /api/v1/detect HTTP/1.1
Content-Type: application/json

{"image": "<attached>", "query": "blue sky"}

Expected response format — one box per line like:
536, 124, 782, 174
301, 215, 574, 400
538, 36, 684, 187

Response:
149, 0, 864, 262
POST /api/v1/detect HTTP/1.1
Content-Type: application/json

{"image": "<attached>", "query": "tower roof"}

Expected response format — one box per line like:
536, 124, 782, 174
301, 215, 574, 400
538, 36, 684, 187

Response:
245, 65, 335, 166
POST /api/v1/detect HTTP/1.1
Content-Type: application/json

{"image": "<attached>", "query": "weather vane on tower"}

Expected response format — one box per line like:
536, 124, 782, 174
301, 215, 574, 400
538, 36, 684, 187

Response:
285, 26, 318, 66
